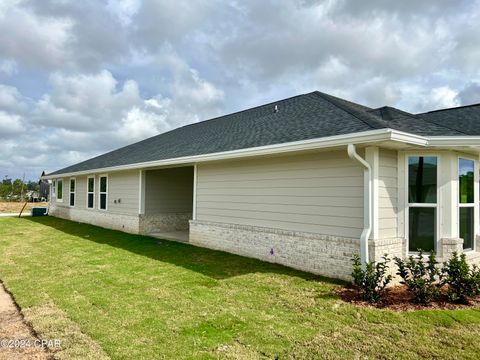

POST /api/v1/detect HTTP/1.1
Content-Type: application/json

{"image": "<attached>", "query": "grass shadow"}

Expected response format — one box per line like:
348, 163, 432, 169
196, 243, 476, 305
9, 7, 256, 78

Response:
22, 216, 345, 285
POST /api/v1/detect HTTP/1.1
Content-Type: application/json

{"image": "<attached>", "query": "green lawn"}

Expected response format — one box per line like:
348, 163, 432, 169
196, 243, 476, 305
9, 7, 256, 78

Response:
1, 217, 480, 359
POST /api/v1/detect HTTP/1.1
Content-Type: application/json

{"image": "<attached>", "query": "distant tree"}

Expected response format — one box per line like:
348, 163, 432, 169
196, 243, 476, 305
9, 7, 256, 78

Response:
12, 179, 24, 198
26, 180, 40, 192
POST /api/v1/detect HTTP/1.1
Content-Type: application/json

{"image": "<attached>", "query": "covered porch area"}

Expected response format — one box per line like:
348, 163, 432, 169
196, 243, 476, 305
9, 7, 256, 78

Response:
138, 166, 194, 243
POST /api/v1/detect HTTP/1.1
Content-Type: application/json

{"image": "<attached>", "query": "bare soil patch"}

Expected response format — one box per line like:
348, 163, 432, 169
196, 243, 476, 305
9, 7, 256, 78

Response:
0, 202, 48, 214
0, 282, 50, 360
337, 285, 480, 311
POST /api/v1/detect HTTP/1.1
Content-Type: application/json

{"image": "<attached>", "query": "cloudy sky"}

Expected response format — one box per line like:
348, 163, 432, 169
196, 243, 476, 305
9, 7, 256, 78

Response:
1, 0, 480, 180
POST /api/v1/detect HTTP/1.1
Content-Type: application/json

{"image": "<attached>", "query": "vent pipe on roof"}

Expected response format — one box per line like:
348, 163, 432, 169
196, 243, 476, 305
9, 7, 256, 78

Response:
347, 144, 371, 269
274, 105, 279, 113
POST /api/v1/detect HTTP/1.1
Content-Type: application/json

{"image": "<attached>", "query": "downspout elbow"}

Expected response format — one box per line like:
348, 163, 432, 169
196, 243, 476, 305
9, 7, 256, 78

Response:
347, 144, 372, 268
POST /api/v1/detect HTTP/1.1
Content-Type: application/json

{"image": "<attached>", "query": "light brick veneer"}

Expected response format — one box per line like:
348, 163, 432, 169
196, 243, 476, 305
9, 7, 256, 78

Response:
189, 220, 404, 280
139, 212, 192, 234
49, 205, 140, 233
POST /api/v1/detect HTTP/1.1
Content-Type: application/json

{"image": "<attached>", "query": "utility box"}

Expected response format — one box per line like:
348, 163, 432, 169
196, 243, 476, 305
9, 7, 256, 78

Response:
31, 207, 48, 216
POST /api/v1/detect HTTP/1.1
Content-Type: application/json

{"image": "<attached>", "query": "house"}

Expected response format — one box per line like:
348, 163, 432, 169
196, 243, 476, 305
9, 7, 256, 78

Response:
42, 91, 480, 280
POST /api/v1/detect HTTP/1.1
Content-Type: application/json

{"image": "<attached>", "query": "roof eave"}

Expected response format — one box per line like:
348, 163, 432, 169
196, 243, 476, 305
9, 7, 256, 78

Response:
41, 128, 427, 180
426, 136, 480, 147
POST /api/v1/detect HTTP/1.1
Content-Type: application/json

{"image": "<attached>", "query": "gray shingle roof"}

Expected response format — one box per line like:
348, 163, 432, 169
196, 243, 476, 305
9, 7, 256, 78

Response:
417, 104, 480, 135
48, 91, 479, 175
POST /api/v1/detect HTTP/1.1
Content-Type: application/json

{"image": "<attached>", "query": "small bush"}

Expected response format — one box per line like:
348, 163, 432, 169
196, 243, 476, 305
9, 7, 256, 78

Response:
442, 252, 480, 303
394, 250, 442, 305
352, 253, 392, 303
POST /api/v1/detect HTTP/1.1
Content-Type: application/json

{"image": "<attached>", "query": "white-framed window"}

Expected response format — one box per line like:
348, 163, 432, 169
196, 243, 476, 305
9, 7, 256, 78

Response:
87, 176, 95, 209
458, 157, 476, 250
56, 179, 63, 202
52, 180, 56, 199
69, 178, 76, 207
407, 155, 438, 253
98, 175, 108, 211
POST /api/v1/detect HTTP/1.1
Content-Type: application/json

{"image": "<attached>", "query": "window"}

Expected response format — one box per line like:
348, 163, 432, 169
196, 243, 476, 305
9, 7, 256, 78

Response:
69, 178, 76, 207
459, 158, 475, 250
57, 179, 63, 201
52, 180, 56, 199
99, 175, 108, 210
87, 176, 95, 209
408, 156, 437, 252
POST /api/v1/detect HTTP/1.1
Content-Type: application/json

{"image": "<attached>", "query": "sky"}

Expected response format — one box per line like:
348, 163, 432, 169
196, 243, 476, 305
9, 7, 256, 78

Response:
1, 0, 480, 180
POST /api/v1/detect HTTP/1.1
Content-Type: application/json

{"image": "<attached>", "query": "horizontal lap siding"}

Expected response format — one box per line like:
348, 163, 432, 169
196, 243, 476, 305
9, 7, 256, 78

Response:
51, 171, 139, 217
378, 149, 398, 239
108, 170, 139, 215
196, 151, 364, 238
76, 176, 87, 207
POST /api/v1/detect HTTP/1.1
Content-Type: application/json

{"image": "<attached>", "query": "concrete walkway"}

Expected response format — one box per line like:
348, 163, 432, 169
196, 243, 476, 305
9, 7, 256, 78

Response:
0, 213, 31, 217
0, 282, 49, 359
148, 230, 189, 243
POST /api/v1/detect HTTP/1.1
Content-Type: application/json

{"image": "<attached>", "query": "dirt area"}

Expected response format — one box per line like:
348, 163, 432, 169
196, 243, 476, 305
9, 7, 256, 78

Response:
337, 285, 480, 311
0, 202, 48, 214
0, 282, 50, 359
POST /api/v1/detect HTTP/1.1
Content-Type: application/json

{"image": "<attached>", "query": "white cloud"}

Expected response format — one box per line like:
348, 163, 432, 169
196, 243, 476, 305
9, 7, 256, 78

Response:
0, 1, 72, 70
0, 111, 25, 138
0, 63, 224, 178
1, 0, 480, 179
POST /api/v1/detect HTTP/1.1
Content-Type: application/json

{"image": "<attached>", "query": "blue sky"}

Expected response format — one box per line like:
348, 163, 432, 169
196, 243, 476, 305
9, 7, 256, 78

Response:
1, 0, 480, 180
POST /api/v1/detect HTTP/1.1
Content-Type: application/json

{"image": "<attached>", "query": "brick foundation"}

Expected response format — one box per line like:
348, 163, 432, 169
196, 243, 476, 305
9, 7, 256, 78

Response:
49, 205, 140, 233
190, 220, 404, 281
139, 213, 192, 234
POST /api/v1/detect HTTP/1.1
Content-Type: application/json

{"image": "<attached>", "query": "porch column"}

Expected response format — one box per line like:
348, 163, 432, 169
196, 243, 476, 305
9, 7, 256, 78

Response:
439, 152, 459, 240
138, 169, 146, 215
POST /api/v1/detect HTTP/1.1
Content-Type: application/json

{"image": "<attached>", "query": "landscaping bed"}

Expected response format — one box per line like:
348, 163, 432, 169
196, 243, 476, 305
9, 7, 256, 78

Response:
337, 285, 480, 311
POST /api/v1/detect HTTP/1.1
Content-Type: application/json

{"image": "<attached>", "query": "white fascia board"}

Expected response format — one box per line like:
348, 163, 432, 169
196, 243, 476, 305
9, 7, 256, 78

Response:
426, 136, 480, 147
42, 128, 427, 179
390, 130, 429, 146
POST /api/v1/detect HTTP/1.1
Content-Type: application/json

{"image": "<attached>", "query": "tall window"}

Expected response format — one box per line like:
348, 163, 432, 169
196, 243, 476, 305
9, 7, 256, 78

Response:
69, 178, 76, 207
99, 175, 108, 210
52, 180, 56, 199
57, 179, 63, 201
459, 158, 474, 250
87, 177, 95, 209
408, 156, 437, 252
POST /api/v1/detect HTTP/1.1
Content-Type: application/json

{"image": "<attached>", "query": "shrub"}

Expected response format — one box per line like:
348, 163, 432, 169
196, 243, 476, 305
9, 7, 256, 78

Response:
442, 252, 480, 303
394, 250, 442, 305
352, 253, 392, 303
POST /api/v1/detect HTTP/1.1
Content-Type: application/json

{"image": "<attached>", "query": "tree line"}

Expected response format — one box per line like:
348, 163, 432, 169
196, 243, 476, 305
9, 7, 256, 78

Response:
0, 176, 40, 201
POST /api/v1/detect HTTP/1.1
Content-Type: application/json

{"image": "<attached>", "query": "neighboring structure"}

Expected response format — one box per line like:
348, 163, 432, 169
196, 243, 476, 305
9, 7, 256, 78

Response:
42, 91, 480, 280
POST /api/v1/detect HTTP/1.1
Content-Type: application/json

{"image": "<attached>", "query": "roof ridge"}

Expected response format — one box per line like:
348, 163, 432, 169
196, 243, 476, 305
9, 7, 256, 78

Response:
372, 105, 468, 135
178, 91, 314, 130
419, 102, 480, 115
313, 91, 389, 129
371, 105, 418, 118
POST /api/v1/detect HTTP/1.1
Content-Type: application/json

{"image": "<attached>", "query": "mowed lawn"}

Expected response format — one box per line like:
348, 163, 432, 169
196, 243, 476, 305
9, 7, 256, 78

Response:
1, 218, 480, 359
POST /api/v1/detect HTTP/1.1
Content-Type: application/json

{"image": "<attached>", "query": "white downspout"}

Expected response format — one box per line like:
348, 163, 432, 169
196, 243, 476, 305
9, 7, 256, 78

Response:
347, 144, 371, 268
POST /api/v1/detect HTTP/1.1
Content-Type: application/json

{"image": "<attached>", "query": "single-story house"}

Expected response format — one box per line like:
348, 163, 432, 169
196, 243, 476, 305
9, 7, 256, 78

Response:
42, 91, 480, 280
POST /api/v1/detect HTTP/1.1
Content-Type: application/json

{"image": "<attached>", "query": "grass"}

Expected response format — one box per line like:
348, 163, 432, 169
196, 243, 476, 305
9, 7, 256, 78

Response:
0, 217, 480, 359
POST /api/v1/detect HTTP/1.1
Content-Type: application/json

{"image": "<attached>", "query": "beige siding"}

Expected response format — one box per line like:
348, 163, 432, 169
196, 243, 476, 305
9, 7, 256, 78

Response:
196, 150, 364, 238
145, 167, 193, 213
75, 176, 87, 208
378, 148, 398, 238
108, 170, 139, 215
51, 170, 139, 215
